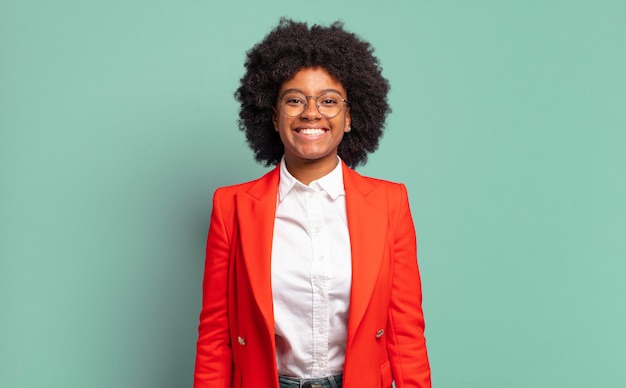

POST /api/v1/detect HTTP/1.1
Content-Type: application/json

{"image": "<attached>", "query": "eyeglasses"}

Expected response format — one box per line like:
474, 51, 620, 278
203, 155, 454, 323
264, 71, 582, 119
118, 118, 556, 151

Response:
278, 91, 348, 118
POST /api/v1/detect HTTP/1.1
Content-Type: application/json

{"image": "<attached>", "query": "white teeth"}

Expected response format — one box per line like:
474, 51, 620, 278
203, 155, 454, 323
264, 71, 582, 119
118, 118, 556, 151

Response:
299, 128, 325, 136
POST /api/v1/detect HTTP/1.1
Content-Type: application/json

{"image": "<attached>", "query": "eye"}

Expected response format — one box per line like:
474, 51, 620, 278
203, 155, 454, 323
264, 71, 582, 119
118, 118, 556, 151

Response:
283, 94, 306, 105
319, 95, 339, 106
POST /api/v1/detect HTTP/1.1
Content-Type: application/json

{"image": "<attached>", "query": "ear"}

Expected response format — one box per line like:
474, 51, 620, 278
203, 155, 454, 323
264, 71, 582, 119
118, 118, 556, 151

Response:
272, 106, 279, 132
344, 108, 352, 133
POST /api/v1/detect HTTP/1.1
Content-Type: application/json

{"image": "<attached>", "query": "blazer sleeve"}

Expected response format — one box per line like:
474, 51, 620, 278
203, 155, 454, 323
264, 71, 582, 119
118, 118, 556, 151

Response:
386, 183, 431, 387
194, 188, 233, 387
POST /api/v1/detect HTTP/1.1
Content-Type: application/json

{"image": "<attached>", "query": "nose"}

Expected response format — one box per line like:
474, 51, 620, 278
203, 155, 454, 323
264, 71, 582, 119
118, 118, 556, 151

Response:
301, 96, 322, 119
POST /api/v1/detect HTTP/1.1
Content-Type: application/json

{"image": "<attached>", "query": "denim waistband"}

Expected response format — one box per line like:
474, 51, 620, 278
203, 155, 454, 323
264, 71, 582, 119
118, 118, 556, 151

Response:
278, 373, 342, 388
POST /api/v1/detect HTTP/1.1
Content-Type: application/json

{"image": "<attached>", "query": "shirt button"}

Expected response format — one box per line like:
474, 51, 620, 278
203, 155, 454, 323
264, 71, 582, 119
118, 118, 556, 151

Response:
313, 226, 320, 233
318, 327, 325, 334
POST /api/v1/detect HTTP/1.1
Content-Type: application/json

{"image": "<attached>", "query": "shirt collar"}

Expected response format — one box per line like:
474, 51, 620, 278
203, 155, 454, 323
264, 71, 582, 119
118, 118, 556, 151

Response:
278, 156, 345, 201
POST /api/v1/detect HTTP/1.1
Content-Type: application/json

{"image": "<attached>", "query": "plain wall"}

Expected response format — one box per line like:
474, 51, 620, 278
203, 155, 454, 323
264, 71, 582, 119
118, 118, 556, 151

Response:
1, 1, 624, 387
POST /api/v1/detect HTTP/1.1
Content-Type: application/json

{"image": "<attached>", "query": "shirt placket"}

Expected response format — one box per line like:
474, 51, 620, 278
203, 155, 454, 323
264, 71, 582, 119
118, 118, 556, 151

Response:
306, 188, 330, 376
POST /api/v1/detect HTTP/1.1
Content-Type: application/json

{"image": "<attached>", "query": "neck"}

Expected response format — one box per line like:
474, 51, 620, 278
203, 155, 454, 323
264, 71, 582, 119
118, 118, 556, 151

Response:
283, 156, 339, 186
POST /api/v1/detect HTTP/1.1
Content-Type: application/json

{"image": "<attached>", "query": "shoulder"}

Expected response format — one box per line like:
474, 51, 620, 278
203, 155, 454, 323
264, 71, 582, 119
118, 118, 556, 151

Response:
214, 180, 255, 196
343, 167, 412, 224
357, 173, 405, 188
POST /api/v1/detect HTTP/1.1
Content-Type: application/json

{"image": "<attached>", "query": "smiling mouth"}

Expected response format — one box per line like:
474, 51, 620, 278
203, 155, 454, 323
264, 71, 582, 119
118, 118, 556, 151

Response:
297, 128, 327, 136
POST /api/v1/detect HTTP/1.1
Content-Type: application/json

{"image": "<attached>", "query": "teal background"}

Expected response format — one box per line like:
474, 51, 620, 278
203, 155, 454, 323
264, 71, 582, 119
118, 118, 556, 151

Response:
1, 1, 624, 387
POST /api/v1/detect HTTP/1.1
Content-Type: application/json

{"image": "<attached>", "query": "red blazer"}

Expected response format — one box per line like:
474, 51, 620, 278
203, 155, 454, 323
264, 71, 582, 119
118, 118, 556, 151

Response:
194, 163, 431, 387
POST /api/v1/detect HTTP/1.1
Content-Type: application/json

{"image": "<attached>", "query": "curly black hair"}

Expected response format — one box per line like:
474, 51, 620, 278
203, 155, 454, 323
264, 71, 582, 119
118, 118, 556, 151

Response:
234, 18, 391, 168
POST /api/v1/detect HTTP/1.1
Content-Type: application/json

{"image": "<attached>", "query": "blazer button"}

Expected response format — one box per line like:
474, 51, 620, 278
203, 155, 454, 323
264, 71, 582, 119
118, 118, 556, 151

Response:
237, 336, 246, 346
376, 329, 384, 339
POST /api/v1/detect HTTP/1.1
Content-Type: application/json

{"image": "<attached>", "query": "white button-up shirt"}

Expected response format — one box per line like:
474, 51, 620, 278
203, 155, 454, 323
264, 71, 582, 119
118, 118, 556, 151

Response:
271, 158, 352, 378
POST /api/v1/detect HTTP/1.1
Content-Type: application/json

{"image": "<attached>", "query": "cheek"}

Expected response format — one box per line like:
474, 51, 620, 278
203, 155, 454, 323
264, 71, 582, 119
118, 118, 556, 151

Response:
275, 120, 293, 143
336, 115, 350, 130
277, 115, 298, 134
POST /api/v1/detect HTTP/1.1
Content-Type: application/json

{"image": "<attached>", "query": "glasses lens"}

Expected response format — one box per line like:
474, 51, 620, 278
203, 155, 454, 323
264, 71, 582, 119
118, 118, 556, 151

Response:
317, 93, 343, 118
281, 93, 307, 117
280, 92, 345, 118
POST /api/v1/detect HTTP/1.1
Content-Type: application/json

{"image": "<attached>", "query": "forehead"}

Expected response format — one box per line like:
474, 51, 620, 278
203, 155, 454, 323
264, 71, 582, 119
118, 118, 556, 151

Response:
279, 66, 346, 95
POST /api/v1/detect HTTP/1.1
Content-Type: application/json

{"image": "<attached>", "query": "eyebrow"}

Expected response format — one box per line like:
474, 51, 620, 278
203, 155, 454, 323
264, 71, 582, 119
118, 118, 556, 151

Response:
279, 88, 346, 97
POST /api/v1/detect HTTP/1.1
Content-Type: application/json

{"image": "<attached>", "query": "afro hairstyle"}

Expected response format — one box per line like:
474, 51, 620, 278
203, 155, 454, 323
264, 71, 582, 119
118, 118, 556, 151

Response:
234, 18, 391, 168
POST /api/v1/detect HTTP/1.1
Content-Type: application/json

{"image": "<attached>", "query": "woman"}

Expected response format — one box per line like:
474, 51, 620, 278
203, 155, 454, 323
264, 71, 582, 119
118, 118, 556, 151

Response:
194, 19, 431, 388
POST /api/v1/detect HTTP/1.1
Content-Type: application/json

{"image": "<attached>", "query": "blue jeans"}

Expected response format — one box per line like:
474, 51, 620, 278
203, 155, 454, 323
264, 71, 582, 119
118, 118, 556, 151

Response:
278, 373, 342, 388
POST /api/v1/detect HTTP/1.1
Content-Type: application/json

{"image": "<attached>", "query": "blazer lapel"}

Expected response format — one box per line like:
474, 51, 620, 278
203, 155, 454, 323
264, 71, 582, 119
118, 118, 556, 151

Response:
343, 164, 389, 342
235, 166, 280, 333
